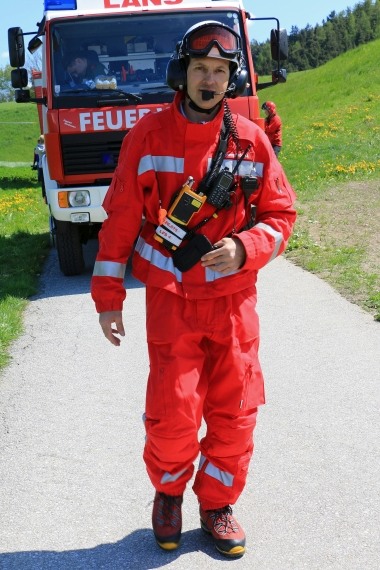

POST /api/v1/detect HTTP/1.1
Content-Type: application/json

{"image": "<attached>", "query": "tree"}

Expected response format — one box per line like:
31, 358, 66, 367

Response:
355, 9, 373, 44
26, 49, 42, 74
249, 0, 380, 74
0, 65, 15, 102
250, 40, 272, 75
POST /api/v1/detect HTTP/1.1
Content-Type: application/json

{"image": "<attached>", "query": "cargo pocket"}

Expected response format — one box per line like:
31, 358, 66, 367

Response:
102, 173, 124, 212
240, 341, 265, 410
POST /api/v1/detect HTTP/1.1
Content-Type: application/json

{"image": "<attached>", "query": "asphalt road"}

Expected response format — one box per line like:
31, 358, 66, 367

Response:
1, 241, 379, 570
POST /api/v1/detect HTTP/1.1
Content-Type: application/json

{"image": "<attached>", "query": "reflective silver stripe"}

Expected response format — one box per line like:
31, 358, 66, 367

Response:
93, 260, 126, 278
198, 454, 234, 487
199, 455, 207, 470
137, 155, 262, 178
161, 468, 188, 484
136, 237, 238, 283
255, 222, 283, 261
222, 159, 264, 178
205, 267, 238, 282
138, 155, 184, 176
135, 236, 183, 282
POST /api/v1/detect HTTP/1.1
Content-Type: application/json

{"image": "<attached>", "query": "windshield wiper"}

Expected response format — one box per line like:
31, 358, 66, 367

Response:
60, 87, 92, 93
59, 87, 142, 103
139, 85, 171, 93
96, 89, 142, 104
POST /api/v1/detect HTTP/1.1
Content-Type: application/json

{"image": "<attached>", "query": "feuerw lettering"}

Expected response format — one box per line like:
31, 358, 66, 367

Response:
104, 0, 182, 8
78, 108, 162, 131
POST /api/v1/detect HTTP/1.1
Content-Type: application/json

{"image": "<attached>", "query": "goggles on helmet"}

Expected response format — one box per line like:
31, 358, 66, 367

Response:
183, 25, 241, 60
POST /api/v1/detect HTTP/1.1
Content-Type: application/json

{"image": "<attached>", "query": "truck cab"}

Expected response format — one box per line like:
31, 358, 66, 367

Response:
8, 0, 287, 275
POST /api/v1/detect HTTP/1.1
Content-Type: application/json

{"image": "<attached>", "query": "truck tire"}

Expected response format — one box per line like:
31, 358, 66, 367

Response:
55, 220, 85, 276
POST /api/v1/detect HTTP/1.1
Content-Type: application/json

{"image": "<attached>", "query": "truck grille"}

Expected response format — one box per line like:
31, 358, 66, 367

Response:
61, 132, 126, 176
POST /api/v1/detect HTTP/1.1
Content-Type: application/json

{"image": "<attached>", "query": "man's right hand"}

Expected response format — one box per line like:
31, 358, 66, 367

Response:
99, 311, 125, 346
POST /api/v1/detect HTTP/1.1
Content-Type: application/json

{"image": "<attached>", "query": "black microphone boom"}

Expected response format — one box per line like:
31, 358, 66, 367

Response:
201, 90, 216, 100
201, 89, 230, 101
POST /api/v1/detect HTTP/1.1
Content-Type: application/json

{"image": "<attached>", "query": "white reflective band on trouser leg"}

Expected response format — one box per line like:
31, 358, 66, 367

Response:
198, 454, 234, 487
161, 468, 188, 485
254, 222, 283, 261
92, 261, 126, 278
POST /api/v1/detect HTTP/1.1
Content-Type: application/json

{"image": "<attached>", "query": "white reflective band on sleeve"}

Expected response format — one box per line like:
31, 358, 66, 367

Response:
138, 155, 185, 176
162, 218, 187, 239
198, 454, 234, 487
135, 236, 183, 282
92, 260, 126, 278
255, 222, 283, 261
161, 468, 188, 484
155, 225, 182, 247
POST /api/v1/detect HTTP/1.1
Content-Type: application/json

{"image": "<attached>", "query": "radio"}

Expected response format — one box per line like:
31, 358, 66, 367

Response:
167, 177, 207, 225
206, 168, 235, 208
154, 177, 206, 250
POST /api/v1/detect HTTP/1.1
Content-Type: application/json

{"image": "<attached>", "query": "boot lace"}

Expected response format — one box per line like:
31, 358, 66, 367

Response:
156, 493, 182, 528
208, 506, 239, 536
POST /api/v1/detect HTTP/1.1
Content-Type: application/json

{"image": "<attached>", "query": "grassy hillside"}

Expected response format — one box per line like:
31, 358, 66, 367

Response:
265, 38, 380, 195
262, 39, 380, 318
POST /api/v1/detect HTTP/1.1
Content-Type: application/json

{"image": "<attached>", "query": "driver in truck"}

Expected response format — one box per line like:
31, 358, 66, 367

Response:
91, 20, 296, 559
64, 50, 107, 87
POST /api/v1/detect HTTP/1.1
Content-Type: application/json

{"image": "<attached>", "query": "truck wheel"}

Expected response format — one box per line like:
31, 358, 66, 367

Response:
55, 220, 85, 276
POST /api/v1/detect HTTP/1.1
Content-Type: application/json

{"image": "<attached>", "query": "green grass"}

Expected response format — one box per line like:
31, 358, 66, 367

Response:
271, 40, 380, 194
0, 102, 40, 162
0, 168, 50, 369
263, 38, 380, 320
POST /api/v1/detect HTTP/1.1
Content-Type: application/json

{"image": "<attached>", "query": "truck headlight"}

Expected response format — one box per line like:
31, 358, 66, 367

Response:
68, 190, 91, 207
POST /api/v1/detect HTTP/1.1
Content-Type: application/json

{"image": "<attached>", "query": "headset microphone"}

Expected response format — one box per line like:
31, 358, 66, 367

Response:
201, 88, 230, 101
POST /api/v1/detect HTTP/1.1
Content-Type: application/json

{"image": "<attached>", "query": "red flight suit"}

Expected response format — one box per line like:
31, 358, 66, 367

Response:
91, 91, 296, 509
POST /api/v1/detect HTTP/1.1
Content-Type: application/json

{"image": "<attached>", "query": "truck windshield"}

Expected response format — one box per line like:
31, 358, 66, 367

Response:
51, 11, 248, 105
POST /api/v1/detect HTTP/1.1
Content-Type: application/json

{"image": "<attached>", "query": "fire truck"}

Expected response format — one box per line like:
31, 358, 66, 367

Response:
8, 0, 287, 276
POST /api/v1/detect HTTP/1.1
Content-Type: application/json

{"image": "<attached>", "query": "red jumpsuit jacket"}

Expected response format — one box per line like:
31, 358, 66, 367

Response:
91, 92, 296, 311
264, 112, 282, 147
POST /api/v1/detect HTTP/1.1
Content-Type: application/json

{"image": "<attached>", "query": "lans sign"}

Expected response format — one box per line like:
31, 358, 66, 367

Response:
103, 0, 183, 6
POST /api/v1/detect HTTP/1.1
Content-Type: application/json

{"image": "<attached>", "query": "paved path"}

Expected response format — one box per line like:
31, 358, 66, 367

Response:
0, 162, 31, 167
1, 242, 379, 569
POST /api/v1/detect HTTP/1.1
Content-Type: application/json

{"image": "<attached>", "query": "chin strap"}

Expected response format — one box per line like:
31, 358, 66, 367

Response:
187, 95, 223, 115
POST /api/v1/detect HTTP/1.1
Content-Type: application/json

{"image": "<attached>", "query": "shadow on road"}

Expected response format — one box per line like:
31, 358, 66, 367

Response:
0, 528, 227, 569
33, 239, 144, 301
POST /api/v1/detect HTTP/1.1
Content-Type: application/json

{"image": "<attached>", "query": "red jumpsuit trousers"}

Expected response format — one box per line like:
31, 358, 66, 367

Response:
143, 285, 265, 510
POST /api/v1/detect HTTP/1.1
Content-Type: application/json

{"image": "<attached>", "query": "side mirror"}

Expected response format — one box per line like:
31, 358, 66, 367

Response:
270, 28, 288, 61
11, 68, 28, 88
28, 35, 43, 54
8, 27, 25, 68
14, 89, 32, 103
272, 68, 287, 83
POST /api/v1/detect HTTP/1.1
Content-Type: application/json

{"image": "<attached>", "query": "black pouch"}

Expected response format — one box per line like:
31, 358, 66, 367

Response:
172, 233, 214, 272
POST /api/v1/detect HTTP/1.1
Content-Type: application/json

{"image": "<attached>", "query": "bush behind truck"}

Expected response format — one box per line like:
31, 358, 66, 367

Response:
8, 0, 287, 276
